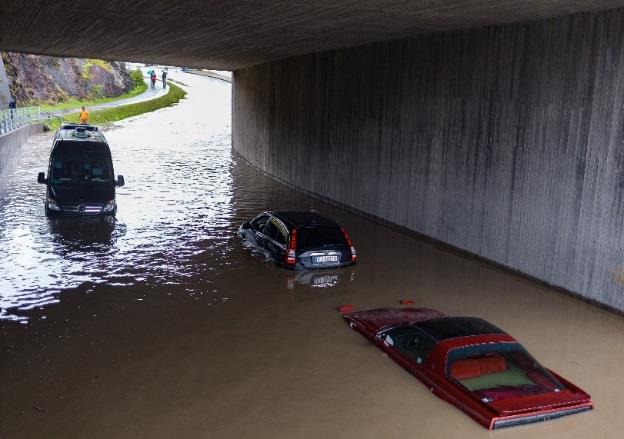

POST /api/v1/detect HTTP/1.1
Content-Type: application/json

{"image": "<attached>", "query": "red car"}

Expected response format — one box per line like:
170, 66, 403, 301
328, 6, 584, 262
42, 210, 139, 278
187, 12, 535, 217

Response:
340, 306, 592, 430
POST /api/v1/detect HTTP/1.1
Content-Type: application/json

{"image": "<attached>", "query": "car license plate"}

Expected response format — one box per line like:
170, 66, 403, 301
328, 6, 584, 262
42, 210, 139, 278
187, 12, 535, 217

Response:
314, 255, 339, 263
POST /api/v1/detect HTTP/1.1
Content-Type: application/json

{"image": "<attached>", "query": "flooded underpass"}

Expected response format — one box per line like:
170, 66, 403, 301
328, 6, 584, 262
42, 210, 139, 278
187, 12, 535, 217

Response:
1, 72, 623, 439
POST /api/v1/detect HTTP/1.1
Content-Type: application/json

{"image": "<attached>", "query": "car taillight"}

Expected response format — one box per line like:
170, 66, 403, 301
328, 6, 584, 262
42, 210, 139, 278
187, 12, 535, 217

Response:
341, 227, 357, 262
284, 228, 298, 266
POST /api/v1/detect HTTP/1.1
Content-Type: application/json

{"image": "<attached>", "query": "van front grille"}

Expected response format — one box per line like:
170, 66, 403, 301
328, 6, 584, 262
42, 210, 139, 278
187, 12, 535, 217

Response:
61, 204, 103, 215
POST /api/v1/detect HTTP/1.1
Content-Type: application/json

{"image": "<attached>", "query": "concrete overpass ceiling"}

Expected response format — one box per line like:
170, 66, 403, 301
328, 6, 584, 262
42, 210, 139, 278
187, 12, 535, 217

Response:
1, 0, 623, 69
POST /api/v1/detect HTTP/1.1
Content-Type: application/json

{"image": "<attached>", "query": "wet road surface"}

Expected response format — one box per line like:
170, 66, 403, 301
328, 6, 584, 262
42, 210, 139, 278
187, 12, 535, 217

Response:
1, 72, 623, 438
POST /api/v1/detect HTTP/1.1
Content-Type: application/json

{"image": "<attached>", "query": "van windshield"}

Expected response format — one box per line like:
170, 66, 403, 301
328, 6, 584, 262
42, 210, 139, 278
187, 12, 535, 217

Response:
50, 155, 112, 184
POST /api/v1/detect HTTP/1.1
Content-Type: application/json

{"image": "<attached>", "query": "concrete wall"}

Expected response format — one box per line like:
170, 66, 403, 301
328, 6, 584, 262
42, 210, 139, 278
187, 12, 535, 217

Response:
0, 124, 44, 174
233, 8, 624, 312
0, 56, 11, 108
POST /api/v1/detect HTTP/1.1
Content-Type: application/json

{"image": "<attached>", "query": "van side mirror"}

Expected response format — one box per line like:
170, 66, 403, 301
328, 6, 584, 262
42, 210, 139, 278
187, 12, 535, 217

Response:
37, 172, 46, 184
116, 175, 125, 187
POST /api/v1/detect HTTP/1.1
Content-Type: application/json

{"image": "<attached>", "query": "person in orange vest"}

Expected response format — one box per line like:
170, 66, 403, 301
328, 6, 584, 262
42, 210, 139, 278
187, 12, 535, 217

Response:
79, 106, 89, 124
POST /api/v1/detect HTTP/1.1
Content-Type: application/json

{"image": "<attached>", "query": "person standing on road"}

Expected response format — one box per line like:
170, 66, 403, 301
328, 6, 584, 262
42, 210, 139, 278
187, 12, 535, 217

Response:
8, 95, 16, 122
150, 71, 157, 88
79, 106, 89, 124
161, 69, 167, 89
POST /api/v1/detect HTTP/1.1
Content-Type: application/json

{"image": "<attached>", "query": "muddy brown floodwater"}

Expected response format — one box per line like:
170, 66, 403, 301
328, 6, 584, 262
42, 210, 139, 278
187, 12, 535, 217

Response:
1, 72, 623, 439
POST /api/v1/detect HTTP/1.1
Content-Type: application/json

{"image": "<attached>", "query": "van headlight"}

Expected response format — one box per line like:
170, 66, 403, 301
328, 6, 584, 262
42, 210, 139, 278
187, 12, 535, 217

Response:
47, 197, 61, 211
102, 200, 116, 212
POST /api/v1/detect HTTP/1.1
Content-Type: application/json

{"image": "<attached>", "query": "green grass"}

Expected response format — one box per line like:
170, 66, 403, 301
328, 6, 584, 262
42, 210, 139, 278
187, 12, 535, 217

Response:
48, 82, 186, 130
41, 81, 148, 112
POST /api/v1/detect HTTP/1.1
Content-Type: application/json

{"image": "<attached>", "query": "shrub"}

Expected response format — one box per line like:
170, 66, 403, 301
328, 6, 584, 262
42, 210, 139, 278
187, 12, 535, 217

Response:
130, 69, 144, 87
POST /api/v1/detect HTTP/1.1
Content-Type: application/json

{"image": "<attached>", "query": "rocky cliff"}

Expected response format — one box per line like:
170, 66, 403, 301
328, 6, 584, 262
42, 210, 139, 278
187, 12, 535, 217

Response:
1, 52, 134, 105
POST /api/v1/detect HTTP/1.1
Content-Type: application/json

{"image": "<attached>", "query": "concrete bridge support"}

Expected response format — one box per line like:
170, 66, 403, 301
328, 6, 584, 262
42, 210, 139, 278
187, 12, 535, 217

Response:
233, 8, 624, 311
0, 56, 10, 108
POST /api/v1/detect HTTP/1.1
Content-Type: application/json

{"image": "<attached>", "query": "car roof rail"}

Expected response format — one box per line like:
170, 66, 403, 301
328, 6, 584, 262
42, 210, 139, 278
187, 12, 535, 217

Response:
60, 123, 99, 132
73, 127, 91, 138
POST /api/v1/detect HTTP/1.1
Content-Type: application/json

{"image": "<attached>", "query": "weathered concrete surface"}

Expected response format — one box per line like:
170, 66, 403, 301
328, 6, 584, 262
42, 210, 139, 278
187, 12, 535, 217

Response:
1, 1, 624, 69
233, 8, 624, 311
0, 56, 10, 108
0, 123, 44, 174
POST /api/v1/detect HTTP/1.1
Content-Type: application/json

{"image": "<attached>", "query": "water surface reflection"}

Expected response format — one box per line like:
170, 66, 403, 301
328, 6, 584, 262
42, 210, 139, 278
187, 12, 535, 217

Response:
0, 72, 356, 322
287, 268, 355, 289
1, 73, 623, 439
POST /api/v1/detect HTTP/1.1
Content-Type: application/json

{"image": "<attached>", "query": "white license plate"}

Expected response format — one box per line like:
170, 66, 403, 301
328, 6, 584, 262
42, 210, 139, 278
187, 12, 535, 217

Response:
314, 255, 339, 263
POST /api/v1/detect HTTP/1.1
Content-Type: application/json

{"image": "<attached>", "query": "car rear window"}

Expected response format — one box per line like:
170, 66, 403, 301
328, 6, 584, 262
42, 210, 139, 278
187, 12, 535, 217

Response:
297, 226, 346, 250
447, 343, 565, 402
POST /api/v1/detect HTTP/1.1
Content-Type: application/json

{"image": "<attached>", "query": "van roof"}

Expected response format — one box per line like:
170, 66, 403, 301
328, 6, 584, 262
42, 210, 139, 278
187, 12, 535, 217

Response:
54, 124, 107, 144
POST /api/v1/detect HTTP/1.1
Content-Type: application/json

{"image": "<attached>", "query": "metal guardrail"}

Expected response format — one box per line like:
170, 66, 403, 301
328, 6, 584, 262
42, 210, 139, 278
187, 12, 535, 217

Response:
0, 106, 48, 135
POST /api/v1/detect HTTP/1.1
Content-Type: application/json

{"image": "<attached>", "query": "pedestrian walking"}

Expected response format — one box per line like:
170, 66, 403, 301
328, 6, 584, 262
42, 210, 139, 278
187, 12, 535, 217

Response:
161, 69, 167, 89
8, 95, 16, 121
79, 106, 89, 124
150, 71, 157, 88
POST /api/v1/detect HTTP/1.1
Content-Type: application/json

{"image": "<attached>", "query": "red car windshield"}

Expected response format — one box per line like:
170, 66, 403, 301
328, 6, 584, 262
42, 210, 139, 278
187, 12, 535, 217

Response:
447, 343, 564, 402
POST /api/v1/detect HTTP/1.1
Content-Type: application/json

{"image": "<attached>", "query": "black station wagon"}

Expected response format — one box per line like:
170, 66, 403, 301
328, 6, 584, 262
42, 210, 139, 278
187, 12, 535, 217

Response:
37, 124, 125, 216
238, 210, 357, 269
